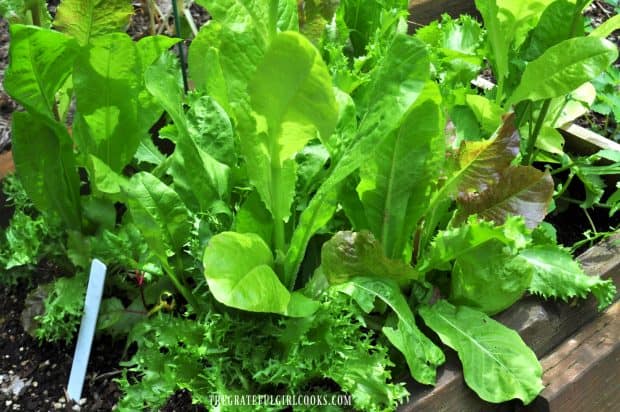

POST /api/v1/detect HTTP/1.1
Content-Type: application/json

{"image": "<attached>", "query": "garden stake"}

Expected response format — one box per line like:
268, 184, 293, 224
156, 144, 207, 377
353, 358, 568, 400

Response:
66, 259, 107, 402
171, 0, 189, 92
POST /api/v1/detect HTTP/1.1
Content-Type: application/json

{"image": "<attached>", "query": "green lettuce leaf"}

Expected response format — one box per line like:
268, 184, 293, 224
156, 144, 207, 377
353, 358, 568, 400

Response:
521, 244, 616, 310
419, 300, 543, 404
53, 0, 133, 46
508, 37, 618, 105
203, 232, 319, 316
4, 24, 78, 123
357, 82, 444, 259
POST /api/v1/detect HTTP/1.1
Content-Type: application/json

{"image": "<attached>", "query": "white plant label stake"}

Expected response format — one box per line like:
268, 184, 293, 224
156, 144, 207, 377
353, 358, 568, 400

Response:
67, 259, 107, 401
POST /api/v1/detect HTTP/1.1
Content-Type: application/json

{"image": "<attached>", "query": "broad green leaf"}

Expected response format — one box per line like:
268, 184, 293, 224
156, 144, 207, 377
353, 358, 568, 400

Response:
235, 191, 273, 247
11, 112, 82, 229
456, 166, 554, 229
185, 94, 235, 166
419, 300, 543, 404
334, 277, 445, 384
203, 232, 319, 316
244, 31, 338, 224
521, 245, 616, 310
85, 154, 128, 200
465, 95, 503, 136
53, 0, 133, 45
534, 126, 565, 154
549, 82, 596, 127
277, 0, 299, 31
451, 241, 534, 314
284, 34, 429, 283
124, 172, 191, 259
357, 82, 444, 258
508, 37, 618, 106
4, 25, 78, 122
520, 0, 582, 62
590, 14, 620, 38
321, 231, 419, 285
73, 33, 141, 171
145, 54, 230, 213
418, 216, 530, 273
191, 0, 282, 115
446, 114, 520, 197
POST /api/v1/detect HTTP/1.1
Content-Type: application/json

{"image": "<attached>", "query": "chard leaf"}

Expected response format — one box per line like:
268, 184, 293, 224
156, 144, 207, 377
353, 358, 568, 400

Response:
145, 54, 230, 213
419, 300, 543, 404
448, 114, 520, 197
4, 24, 78, 122
320, 231, 419, 285
451, 241, 534, 314
508, 37, 618, 105
418, 216, 530, 273
11, 112, 82, 230
244, 31, 337, 223
203, 232, 319, 316
284, 33, 429, 282
234, 191, 273, 247
73, 33, 142, 172
521, 245, 616, 310
124, 172, 191, 259
334, 277, 445, 385
357, 82, 444, 259
456, 166, 554, 229
53, 0, 133, 46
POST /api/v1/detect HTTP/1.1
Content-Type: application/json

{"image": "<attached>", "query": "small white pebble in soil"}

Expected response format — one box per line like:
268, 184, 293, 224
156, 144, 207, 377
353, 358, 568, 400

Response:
53, 402, 62, 410
71, 405, 81, 412
5, 400, 12, 407
18, 347, 23, 352
78, 398, 87, 406
11, 403, 20, 410
32, 381, 38, 388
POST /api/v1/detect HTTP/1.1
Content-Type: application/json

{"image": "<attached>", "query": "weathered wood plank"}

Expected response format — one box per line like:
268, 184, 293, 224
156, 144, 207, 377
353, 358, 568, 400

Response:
0, 150, 14, 179
402, 234, 620, 412
408, 0, 478, 26
561, 123, 620, 155
523, 300, 620, 412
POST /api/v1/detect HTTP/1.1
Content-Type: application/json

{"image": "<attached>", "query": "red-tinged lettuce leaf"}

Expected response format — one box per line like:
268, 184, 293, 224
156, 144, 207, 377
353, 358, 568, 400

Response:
419, 300, 543, 404
521, 244, 616, 310
321, 231, 419, 285
445, 114, 520, 197
456, 166, 554, 229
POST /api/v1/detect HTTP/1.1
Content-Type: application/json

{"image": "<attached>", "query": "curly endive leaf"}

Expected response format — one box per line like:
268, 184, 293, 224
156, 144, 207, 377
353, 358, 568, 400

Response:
456, 166, 554, 229
521, 245, 616, 310
321, 231, 419, 285
53, 0, 133, 46
334, 277, 445, 385
419, 300, 543, 404
447, 114, 520, 197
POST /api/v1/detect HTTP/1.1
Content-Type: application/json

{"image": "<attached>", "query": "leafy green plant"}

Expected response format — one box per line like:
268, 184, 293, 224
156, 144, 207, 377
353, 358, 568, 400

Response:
2, 0, 618, 410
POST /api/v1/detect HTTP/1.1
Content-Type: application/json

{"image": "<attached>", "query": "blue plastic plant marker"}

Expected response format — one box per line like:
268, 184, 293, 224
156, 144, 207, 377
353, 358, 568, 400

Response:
67, 259, 107, 401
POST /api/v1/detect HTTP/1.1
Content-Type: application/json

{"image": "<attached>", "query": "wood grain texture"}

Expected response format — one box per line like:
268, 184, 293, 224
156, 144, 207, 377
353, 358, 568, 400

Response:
402, 234, 620, 412
524, 301, 620, 412
0, 150, 14, 179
